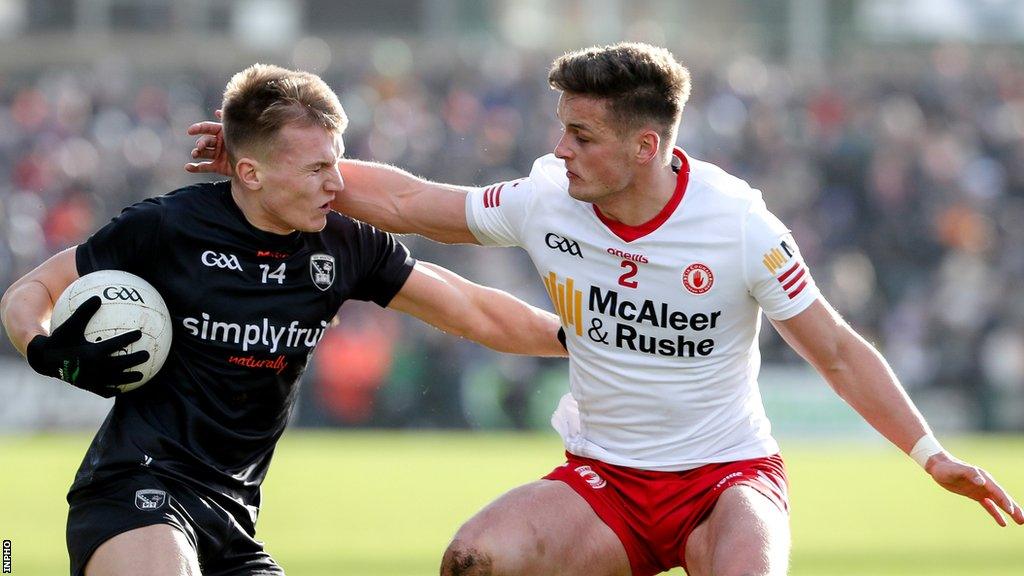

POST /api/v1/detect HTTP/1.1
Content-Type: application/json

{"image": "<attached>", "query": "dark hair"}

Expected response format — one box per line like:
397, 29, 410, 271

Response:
221, 63, 347, 163
548, 42, 690, 142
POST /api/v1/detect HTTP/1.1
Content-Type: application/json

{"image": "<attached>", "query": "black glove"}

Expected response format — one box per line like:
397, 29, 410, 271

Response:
27, 295, 150, 398
557, 326, 567, 351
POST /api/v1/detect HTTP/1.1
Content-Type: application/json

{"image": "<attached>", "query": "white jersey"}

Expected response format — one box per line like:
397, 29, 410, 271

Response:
465, 149, 820, 471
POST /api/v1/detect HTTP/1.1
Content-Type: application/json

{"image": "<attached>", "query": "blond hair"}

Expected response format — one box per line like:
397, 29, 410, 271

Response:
221, 63, 347, 163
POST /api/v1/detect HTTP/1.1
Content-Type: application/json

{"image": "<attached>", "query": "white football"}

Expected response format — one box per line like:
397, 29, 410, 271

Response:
51, 270, 172, 392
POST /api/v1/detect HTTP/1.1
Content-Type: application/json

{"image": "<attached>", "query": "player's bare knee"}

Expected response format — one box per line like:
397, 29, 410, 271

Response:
440, 539, 494, 576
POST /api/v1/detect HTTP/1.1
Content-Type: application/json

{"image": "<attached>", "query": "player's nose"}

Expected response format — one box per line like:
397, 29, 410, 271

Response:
325, 166, 344, 192
554, 133, 573, 160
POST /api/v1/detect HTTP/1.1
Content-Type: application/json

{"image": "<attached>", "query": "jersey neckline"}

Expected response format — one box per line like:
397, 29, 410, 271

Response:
591, 147, 690, 243
217, 181, 305, 247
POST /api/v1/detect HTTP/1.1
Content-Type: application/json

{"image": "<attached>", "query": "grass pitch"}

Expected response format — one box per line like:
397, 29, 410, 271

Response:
1, 432, 1022, 575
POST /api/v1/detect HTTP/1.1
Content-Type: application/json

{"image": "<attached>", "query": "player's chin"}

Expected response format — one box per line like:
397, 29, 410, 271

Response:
566, 183, 591, 201
299, 214, 329, 233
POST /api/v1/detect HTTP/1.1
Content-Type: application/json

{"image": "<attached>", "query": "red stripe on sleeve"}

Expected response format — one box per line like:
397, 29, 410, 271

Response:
494, 183, 505, 207
777, 261, 801, 283
782, 267, 806, 291
787, 280, 808, 299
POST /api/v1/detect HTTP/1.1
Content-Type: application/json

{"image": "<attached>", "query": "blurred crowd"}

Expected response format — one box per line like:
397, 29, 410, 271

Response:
1, 42, 1022, 430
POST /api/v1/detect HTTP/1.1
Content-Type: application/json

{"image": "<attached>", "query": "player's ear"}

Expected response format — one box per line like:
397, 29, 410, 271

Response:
235, 157, 262, 190
636, 129, 661, 166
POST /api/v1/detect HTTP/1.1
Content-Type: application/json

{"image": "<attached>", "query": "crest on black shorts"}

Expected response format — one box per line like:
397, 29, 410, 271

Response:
310, 253, 335, 291
134, 489, 167, 511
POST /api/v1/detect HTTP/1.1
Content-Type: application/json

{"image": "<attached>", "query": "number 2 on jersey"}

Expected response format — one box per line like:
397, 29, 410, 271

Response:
260, 263, 286, 284
618, 260, 639, 288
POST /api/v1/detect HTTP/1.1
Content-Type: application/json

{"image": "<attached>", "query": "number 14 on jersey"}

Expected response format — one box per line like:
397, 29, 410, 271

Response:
260, 263, 286, 284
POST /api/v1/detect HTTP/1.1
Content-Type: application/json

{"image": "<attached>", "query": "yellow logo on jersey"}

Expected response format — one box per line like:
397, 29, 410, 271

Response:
763, 239, 798, 275
543, 271, 583, 336
762, 248, 786, 275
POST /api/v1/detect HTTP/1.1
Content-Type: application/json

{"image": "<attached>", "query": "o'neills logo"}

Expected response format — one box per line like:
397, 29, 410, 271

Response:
229, 354, 289, 375
257, 250, 289, 259
606, 247, 648, 264
682, 263, 714, 294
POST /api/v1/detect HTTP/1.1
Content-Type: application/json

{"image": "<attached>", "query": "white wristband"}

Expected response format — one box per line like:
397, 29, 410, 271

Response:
909, 434, 944, 468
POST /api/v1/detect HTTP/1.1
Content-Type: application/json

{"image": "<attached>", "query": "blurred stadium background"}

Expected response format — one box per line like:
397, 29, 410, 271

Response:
0, 0, 1022, 574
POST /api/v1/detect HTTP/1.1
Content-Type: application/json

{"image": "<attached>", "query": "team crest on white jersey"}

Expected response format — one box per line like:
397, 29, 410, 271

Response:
682, 263, 714, 295
310, 254, 335, 291
134, 489, 167, 510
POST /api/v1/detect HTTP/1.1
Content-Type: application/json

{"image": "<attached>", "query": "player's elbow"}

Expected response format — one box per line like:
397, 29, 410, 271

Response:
0, 286, 13, 334
0, 281, 32, 348
0, 283, 12, 314
0, 278, 32, 327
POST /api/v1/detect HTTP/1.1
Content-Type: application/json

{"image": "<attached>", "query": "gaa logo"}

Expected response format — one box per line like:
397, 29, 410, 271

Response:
102, 286, 145, 303
574, 465, 607, 489
545, 233, 583, 258
201, 250, 243, 271
682, 263, 714, 295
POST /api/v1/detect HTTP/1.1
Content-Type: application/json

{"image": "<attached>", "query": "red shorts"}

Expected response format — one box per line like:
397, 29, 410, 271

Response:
543, 452, 788, 576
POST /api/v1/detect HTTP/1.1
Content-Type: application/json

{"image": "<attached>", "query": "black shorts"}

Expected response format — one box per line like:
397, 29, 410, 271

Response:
66, 471, 283, 576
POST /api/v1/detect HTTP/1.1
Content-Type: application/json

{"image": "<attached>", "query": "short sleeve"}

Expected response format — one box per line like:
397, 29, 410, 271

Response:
349, 222, 416, 307
743, 199, 820, 320
76, 199, 165, 277
464, 176, 532, 247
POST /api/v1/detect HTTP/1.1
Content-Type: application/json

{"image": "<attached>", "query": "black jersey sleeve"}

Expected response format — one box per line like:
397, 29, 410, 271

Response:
349, 221, 416, 307
76, 198, 165, 277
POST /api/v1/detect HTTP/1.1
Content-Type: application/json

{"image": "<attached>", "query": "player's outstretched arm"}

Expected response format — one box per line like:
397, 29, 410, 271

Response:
185, 118, 478, 244
387, 262, 566, 357
772, 299, 1024, 527
335, 159, 479, 244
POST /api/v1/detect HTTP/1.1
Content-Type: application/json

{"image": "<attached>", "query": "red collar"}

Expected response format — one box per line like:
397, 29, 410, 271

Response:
593, 148, 690, 243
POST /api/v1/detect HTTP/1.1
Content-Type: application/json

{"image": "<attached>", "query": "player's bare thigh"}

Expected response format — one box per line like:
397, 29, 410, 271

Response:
441, 479, 630, 576
85, 524, 201, 576
684, 485, 791, 576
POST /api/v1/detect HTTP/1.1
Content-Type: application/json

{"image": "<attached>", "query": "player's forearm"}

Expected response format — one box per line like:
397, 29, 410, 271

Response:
449, 283, 564, 356
334, 160, 411, 232
414, 263, 565, 357
475, 296, 566, 357
337, 160, 476, 244
818, 328, 932, 455
0, 279, 55, 357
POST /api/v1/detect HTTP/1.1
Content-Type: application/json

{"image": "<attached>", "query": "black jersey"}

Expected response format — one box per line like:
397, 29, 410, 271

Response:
71, 181, 414, 505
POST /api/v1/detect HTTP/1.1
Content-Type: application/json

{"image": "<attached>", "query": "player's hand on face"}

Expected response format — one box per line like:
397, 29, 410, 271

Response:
26, 296, 150, 398
925, 452, 1024, 527
184, 109, 233, 177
